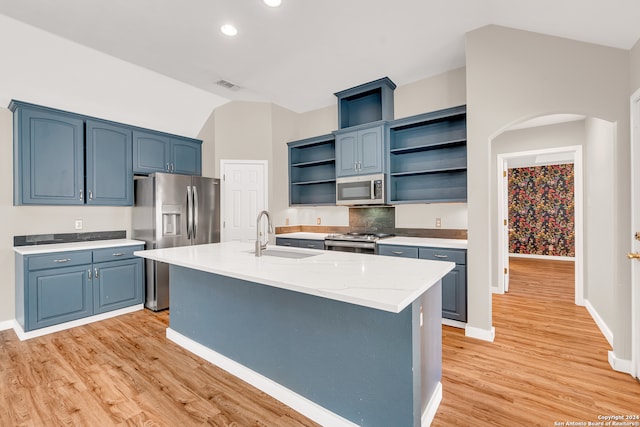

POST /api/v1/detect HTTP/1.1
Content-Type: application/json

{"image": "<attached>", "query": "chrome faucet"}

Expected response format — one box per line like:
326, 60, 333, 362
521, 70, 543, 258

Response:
255, 210, 273, 257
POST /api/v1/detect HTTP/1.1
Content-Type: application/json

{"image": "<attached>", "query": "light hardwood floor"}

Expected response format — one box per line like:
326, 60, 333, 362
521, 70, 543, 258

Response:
433, 257, 640, 426
1, 258, 638, 426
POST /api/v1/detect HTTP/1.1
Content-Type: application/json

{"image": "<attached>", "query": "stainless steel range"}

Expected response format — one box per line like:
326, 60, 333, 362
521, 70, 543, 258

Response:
324, 232, 395, 254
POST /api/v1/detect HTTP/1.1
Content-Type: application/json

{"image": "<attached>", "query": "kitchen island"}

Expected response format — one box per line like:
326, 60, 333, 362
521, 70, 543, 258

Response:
134, 241, 454, 427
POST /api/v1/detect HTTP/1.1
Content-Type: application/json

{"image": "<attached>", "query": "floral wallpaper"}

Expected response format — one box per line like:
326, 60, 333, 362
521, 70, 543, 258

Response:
508, 164, 575, 257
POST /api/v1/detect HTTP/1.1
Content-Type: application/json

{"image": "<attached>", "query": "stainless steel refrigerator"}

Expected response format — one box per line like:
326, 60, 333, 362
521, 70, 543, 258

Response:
133, 173, 220, 311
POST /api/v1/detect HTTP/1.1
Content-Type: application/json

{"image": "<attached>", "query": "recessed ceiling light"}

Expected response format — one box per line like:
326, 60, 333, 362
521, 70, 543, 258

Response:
263, 0, 282, 7
220, 24, 238, 37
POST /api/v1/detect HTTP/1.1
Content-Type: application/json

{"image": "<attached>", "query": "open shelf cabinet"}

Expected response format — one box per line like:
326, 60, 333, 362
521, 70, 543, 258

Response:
334, 77, 396, 129
288, 134, 336, 206
386, 105, 467, 204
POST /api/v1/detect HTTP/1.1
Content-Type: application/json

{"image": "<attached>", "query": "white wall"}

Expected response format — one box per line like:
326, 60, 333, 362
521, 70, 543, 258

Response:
466, 25, 631, 354
0, 15, 227, 324
584, 117, 617, 332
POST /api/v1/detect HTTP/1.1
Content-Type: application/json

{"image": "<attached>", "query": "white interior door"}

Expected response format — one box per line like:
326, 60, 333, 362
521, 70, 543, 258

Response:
631, 90, 640, 380
220, 160, 268, 243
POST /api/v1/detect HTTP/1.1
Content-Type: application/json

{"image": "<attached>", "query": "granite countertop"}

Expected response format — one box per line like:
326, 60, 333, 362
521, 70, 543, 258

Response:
14, 239, 146, 255
135, 241, 454, 313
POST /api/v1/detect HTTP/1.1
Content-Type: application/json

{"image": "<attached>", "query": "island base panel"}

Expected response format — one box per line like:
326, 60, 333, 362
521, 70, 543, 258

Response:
169, 265, 441, 427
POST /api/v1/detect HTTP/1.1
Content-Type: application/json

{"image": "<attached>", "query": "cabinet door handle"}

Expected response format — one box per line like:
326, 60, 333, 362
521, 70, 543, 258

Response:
434, 254, 449, 259
88, 190, 93, 200
112, 252, 125, 257
166, 163, 170, 172
79, 189, 84, 200
53, 258, 71, 263
88, 269, 92, 280
171, 163, 175, 172
306, 244, 316, 248
94, 268, 99, 279
391, 251, 404, 255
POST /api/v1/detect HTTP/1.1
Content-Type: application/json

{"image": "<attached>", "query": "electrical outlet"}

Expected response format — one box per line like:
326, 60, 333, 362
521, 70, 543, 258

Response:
285, 217, 290, 225
75, 220, 83, 230
435, 217, 442, 228
316, 217, 321, 225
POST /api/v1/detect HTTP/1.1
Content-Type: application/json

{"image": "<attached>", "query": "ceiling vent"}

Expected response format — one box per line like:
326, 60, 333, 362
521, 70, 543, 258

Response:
216, 79, 241, 91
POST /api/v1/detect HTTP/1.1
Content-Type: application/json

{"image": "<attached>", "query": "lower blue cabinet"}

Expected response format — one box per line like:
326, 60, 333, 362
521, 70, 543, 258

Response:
28, 263, 93, 330
93, 258, 143, 314
17, 245, 144, 332
377, 244, 467, 322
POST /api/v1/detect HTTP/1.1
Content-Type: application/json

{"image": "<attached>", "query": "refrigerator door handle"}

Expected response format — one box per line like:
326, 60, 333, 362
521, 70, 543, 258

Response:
186, 185, 193, 240
193, 185, 199, 240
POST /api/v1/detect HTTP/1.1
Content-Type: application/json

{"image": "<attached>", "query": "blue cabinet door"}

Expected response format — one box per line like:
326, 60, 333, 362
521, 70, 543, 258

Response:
335, 131, 358, 177
27, 264, 92, 331
171, 137, 202, 175
16, 107, 84, 205
441, 265, 467, 322
93, 257, 143, 314
358, 125, 383, 174
86, 120, 133, 206
133, 130, 171, 174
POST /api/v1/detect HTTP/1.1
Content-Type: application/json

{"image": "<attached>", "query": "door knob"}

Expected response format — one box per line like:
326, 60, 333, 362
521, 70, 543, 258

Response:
627, 252, 640, 259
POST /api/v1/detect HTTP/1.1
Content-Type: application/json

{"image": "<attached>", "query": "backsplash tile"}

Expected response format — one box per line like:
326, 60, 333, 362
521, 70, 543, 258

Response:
349, 207, 395, 234
14, 230, 126, 247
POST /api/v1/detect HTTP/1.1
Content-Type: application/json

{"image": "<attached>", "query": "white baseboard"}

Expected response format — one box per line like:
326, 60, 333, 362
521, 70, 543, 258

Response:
167, 328, 359, 427
442, 318, 466, 329
509, 253, 575, 261
13, 304, 144, 341
0, 319, 14, 331
584, 299, 613, 347
422, 381, 442, 427
608, 350, 634, 375
465, 325, 496, 342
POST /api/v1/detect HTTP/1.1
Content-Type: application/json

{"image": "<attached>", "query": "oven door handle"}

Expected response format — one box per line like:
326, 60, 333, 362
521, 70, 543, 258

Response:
324, 240, 376, 250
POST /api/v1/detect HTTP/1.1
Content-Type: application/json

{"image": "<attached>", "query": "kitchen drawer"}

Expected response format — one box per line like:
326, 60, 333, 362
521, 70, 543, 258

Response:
297, 239, 325, 250
276, 238, 300, 247
419, 247, 466, 265
377, 245, 418, 258
92, 245, 143, 263
28, 251, 92, 270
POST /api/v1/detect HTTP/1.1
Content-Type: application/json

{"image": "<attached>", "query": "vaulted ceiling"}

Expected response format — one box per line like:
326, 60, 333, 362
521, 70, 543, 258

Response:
1, 0, 638, 113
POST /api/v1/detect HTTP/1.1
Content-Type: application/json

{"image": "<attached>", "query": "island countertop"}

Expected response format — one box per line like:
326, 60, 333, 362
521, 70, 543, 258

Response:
135, 241, 454, 313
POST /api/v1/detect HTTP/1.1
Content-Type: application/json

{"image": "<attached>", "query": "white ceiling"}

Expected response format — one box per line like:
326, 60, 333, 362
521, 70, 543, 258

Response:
1, 0, 639, 113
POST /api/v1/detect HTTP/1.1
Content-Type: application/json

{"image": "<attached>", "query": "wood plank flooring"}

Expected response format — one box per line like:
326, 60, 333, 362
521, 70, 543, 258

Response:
0, 310, 320, 426
1, 257, 638, 426
433, 257, 640, 426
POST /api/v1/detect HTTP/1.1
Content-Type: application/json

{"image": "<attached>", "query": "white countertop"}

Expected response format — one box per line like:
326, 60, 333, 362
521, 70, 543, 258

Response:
135, 241, 454, 313
379, 237, 468, 250
14, 239, 145, 255
275, 232, 329, 240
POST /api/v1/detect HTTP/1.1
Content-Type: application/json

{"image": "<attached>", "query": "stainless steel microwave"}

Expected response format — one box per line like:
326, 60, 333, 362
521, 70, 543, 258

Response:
336, 173, 385, 205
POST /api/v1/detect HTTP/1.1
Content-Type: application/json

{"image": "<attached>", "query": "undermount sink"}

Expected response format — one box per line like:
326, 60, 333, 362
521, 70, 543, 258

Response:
250, 249, 320, 259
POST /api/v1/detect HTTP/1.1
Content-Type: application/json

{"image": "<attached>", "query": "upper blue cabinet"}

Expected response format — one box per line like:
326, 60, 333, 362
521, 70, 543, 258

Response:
334, 77, 396, 129
133, 130, 201, 176
11, 100, 202, 206
334, 123, 384, 177
86, 120, 133, 206
12, 103, 85, 205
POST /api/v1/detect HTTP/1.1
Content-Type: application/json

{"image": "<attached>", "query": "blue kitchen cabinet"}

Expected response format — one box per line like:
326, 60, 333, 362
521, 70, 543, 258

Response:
377, 243, 467, 322
16, 245, 144, 332
133, 130, 201, 176
12, 103, 85, 205
92, 246, 144, 314
334, 123, 384, 177
288, 134, 336, 206
387, 105, 467, 203
334, 77, 396, 129
419, 247, 467, 322
86, 120, 133, 206
275, 238, 325, 250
